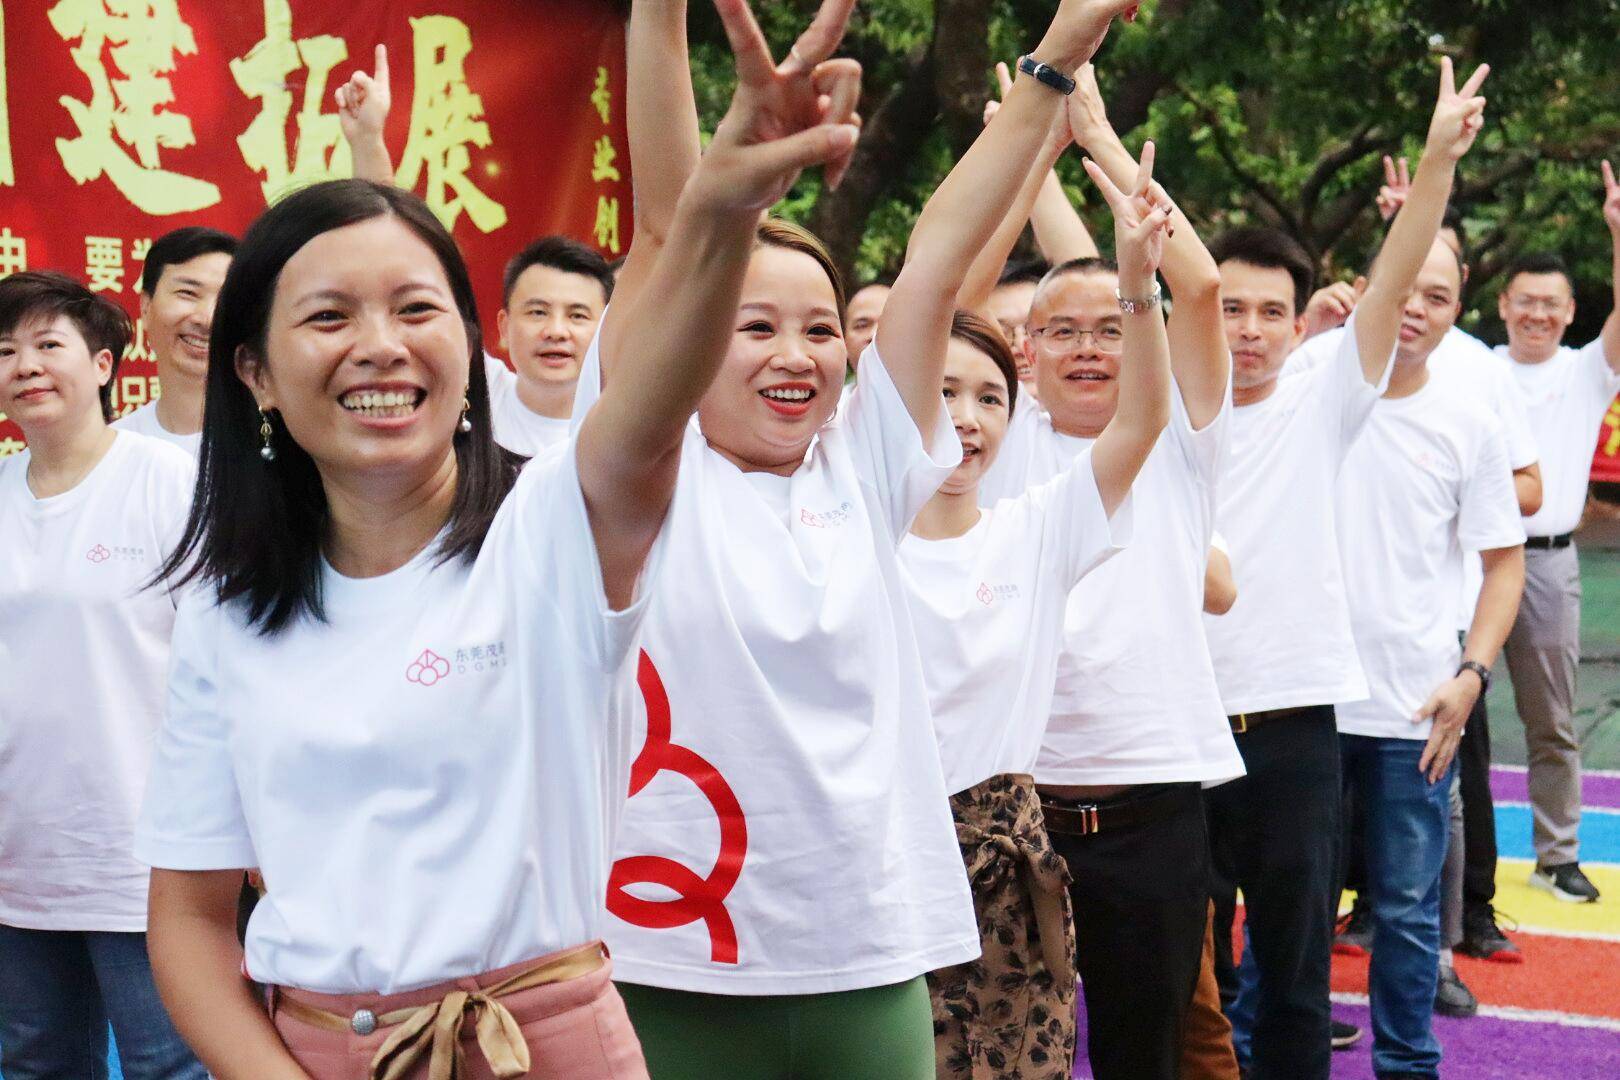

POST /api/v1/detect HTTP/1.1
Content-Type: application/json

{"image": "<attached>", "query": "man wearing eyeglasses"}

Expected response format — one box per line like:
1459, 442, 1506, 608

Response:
1488, 164, 1620, 905
976, 128, 1242, 1076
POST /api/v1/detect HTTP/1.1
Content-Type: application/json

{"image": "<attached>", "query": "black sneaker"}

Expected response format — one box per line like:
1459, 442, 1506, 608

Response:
1434, 964, 1478, 1018
1334, 894, 1373, 956
1457, 905, 1522, 963
1530, 862, 1602, 903
1331, 1019, 1363, 1050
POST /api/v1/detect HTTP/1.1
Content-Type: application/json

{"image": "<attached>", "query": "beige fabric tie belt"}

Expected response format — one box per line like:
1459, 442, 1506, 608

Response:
273, 942, 605, 1080
960, 823, 1076, 987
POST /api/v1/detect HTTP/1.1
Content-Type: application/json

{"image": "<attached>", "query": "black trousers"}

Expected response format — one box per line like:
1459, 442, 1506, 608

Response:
1459, 693, 1498, 911
1045, 782, 1209, 1080
1207, 707, 1340, 1080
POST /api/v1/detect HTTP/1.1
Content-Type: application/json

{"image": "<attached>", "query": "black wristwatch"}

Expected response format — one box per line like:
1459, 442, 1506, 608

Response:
1458, 660, 1491, 692
1018, 55, 1076, 96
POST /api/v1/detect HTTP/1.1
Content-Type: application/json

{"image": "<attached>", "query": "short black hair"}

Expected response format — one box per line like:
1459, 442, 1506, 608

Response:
1209, 227, 1315, 315
1503, 252, 1574, 292
853, 274, 895, 293
997, 256, 1051, 288
501, 236, 615, 309
159, 180, 522, 635
0, 270, 132, 422
140, 226, 237, 296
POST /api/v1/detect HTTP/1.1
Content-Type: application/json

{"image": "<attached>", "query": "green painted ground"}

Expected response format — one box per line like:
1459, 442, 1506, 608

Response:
1486, 523, 1620, 772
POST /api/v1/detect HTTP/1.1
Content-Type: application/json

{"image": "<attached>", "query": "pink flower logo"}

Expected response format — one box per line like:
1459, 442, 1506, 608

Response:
799, 508, 825, 528
86, 544, 111, 564
976, 582, 994, 606
406, 649, 450, 686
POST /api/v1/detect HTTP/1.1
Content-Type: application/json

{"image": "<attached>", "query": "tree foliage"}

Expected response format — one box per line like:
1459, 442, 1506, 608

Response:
684, 0, 1620, 340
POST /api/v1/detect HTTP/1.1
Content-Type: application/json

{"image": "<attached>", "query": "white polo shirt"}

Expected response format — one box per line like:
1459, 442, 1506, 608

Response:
114, 400, 201, 457
484, 352, 572, 456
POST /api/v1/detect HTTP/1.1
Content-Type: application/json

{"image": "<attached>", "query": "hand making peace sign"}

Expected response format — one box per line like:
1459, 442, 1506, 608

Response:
1425, 55, 1489, 163
1084, 140, 1175, 289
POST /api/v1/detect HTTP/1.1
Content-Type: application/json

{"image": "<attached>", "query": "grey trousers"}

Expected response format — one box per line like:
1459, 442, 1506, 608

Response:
1502, 544, 1584, 865
1442, 775, 1464, 950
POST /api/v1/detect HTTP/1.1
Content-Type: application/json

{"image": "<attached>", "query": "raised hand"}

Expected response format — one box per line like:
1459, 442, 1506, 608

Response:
1303, 278, 1366, 338
1083, 140, 1174, 287
1035, 0, 1143, 74
1376, 154, 1411, 222
1603, 160, 1620, 237
335, 44, 391, 146
694, 0, 861, 212
1065, 63, 1114, 149
1425, 55, 1489, 163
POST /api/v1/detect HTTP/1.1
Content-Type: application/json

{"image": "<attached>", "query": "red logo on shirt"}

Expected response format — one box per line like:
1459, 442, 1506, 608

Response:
86, 544, 111, 563
405, 649, 451, 686
608, 651, 749, 965
976, 582, 994, 606
799, 508, 826, 528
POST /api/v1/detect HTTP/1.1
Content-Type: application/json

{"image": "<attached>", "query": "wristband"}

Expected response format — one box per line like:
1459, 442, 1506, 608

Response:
1116, 281, 1162, 314
1458, 659, 1491, 693
1017, 55, 1076, 96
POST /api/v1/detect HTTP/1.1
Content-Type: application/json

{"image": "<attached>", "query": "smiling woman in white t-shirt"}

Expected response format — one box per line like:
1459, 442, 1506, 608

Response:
0, 272, 204, 1079
129, 14, 863, 1073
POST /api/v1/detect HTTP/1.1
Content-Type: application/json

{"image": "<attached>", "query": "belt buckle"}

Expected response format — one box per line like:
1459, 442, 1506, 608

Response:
1076, 803, 1101, 835
350, 1008, 378, 1036
1233, 713, 1249, 734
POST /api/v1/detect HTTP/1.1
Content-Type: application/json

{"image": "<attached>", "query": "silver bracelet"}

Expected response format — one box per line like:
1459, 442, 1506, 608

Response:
1116, 281, 1163, 314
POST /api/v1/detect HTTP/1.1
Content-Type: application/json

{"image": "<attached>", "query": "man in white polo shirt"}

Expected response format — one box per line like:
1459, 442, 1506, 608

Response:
1490, 162, 1620, 903
1200, 59, 1489, 1078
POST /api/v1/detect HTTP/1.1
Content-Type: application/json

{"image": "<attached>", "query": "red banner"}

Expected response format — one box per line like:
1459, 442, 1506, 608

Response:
1595, 395, 1620, 485
0, 0, 631, 455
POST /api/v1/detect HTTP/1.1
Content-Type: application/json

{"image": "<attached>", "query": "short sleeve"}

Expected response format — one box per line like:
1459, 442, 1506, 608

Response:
133, 596, 256, 870
1577, 336, 1620, 403
568, 323, 607, 434
484, 351, 517, 402
1168, 373, 1231, 493
1321, 310, 1392, 456
1282, 328, 1341, 380
501, 435, 664, 672
837, 342, 963, 535
1486, 357, 1539, 470
1458, 420, 1528, 554
1022, 446, 1132, 589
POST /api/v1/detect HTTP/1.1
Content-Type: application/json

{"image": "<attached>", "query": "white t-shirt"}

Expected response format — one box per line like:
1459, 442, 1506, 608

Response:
484, 352, 572, 457
1335, 376, 1524, 740
980, 389, 1245, 786
113, 399, 202, 457
134, 441, 662, 994
1499, 339, 1620, 537
1205, 314, 1391, 715
0, 432, 194, 931
603, 344, 979, 996
1423, 333, 1539, 630
900, 448, 1131, 795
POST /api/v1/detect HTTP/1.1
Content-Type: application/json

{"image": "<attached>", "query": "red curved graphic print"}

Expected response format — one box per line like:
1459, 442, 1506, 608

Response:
608, 651, 748, 964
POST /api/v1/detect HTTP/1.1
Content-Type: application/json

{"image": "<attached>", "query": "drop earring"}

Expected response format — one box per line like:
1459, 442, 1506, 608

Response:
458, 393, 472, 434
258, 409, 277, 462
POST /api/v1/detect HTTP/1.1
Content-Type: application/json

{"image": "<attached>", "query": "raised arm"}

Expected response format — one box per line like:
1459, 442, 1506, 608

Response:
602, 0, 705, 359
1066, 63, 1227, 427
1357, 57, 1488, 383
1085, 145, 1173, 513
1600, 160, 1620, 371
335, 44, 393, 183
882, 0, 1140, 437
958, 62, 1097, 314
577, 0, 861, 607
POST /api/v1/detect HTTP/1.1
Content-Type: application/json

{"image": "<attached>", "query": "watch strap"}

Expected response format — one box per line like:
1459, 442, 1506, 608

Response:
1116, 281, 1163, 314
1458, 660, 1491, 692
1017, 55, 1077, 96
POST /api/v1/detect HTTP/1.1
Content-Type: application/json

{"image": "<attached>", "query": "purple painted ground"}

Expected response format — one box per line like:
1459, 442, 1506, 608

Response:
1072, 997, 1620, 1080
1490, 765, 1620, 809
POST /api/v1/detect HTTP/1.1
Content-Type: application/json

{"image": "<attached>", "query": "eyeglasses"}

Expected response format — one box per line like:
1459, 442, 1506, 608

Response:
1507, 296, 1567, 315
1029, 324, 1125, 354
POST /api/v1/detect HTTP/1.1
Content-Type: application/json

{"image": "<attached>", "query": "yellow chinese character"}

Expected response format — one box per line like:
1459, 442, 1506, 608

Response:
591, 135, 620, 183
85, 235, 124, 292
0, 436, 25, 458
125, 317, 155, 363
395, 16, 506, 234
112, 373, 150, 416
590, 67, 611, 125
0, 228, 26, 278
1604, 400, 1620, 457
1, 2, 13, 187
231, 0, 352, 204
131, 236, 152, 262
48, 0, 220, 215
593, 195, 621, 255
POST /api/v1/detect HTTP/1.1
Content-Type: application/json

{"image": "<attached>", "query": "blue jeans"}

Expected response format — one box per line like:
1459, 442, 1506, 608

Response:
0, 925, 205, 1080
1340, 734, 1455, 1079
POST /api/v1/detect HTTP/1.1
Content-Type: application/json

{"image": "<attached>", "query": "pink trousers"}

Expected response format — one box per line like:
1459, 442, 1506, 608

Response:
269, 948, 648, 1080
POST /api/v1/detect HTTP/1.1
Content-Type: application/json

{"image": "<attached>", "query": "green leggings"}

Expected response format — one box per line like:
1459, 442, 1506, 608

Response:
617, 976, 935, 1080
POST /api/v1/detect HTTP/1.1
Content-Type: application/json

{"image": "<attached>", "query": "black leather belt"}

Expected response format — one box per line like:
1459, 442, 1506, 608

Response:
1227, 704, 1318, 734
1039, 785, 1187, 838
1524, 533, 1573, 551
